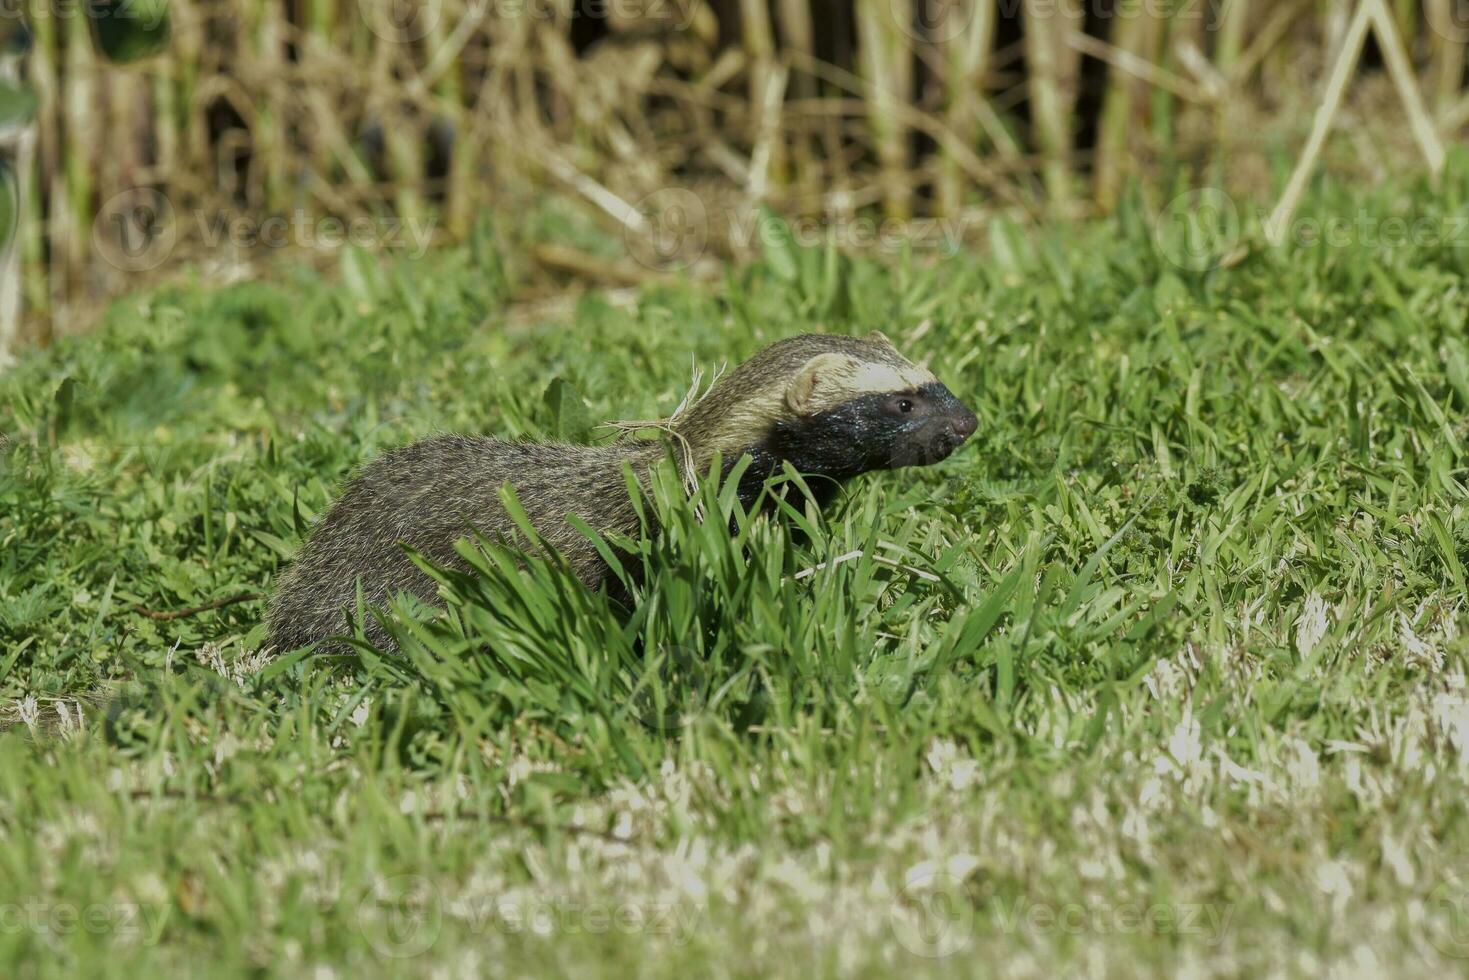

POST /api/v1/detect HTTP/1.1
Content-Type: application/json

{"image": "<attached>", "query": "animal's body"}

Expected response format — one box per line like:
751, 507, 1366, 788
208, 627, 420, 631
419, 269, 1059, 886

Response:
265, 332, 977, 652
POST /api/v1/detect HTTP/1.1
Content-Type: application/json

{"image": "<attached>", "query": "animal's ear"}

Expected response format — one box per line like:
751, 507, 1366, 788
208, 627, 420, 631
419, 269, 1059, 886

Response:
786, 352, 849, 415
865, 330, 897, 351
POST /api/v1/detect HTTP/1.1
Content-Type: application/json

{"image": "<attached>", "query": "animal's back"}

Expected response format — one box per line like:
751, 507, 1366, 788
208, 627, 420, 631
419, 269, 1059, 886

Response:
266, 434, 646, 652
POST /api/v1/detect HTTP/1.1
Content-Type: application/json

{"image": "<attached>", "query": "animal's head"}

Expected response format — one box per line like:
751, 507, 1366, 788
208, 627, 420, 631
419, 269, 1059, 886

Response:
677, 331, 977, 478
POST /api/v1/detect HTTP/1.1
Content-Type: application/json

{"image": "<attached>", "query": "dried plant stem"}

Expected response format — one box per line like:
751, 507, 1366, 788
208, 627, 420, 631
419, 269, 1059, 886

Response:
938, 0, 996, 217
61, 12, 94, 299
1428, 0, 1468, 113
249, 0, 287, 210
1231, 0, 1308, 85
1365, 0, 1446, 174
1093, 0, 1150, 211
0, 0, 1463, 358
740, 0, 785, 192
1266, 0, 1372, 245
856, 0, 912, 218
426, 4, 472, 237
1214, 0, 1250, 75
21, 0, 56, 327
1023, 0, 1077, 211
775, 0, 819, 203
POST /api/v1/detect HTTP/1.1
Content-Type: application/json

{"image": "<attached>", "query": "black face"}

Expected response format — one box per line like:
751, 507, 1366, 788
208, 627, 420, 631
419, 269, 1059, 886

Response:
766, 381, 978, 480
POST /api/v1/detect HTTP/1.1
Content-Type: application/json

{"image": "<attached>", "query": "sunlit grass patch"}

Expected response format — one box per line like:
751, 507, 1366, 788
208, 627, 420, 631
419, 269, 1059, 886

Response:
4, 169, 1469, 974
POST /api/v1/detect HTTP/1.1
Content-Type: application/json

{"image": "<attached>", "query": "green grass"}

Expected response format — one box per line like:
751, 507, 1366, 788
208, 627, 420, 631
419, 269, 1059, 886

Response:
5, 166, 1469, 977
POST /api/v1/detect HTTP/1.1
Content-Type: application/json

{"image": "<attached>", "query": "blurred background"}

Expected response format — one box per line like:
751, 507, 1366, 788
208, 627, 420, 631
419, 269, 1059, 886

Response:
0, 0, 1460, 358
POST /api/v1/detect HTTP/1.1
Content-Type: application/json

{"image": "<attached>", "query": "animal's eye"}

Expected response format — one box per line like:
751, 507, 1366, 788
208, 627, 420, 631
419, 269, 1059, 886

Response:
897, 398, 914, 414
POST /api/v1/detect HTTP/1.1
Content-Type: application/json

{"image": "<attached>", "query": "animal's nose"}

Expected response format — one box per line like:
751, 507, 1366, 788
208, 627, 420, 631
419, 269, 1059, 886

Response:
951, 410, 977, 441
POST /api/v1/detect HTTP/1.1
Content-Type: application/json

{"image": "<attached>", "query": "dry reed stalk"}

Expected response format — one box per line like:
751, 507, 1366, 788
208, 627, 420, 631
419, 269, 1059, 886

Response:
21, 0, 56, 325
109, 67, 147, 188
18, 115, 42, 331
175, 2, 207, 177
300, 0, 338, 179
61, 11, 95, 300
365, 2, 425, 225
0, 47, 29, 360
1066, 30, 1212, 105
749, 60, 789, 201
775, 0, 819, 203
1230, 0, 1308, 85
1427, 0, 1468, 113
1364, 0, 1445, 174
1392, 0, 1417, 41
152, 59, 178, 182
781, 50, 1025, 210
937, 0, 996, 218
1266, 0, 1373, 244
740, 0, 784, 193
1214, 0, 1250, 75
1023, 0, 1077, 211
1093, 0, 1149, 211
0, 0, 1461, 358
856, 0, 912, 218
1144, 4, 1178, 151
248, 0, 288, 210
424, 1, 472, 237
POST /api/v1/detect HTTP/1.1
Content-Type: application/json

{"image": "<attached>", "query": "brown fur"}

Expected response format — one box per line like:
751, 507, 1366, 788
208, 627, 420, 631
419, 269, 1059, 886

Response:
265, 332, 964, 652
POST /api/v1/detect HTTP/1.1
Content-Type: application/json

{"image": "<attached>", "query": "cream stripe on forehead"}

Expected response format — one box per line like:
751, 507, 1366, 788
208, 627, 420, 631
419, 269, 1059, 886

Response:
806, 356, 938, 413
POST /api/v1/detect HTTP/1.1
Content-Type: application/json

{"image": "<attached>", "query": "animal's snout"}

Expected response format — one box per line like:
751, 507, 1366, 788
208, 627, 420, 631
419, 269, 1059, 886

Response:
913, 406, 977, 465
949, 408, 977, 442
